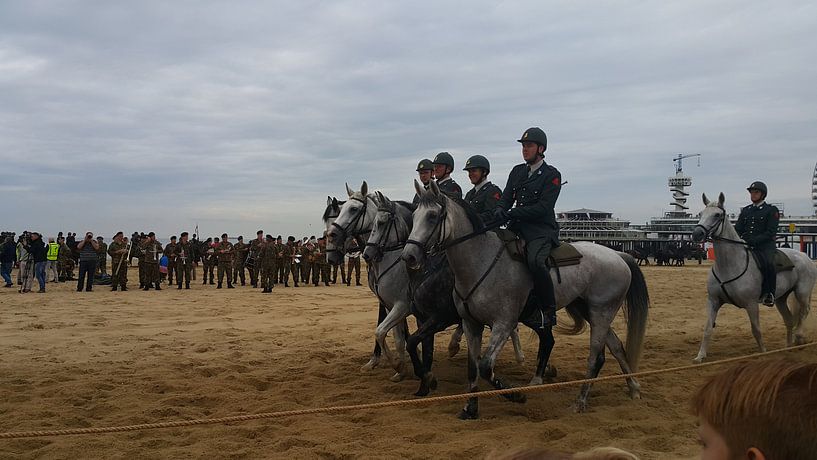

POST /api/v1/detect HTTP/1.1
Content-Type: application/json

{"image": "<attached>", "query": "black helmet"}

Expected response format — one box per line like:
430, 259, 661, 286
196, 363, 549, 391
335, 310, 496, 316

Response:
747, 181, 768, 197
432, 151, 455, 169
463, 154, 490, 173
518, 127, 547, 151
416, 158, 433, 171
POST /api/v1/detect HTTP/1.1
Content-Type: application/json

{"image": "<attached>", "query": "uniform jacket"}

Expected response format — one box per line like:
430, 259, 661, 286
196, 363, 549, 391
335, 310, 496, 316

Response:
215, 241, 234, 263
141, 240, 163, 264
436, 178, 462, 198
175, 241, 193, 266
108, 240, 128, 265
163, 242, 178, 262
496, 161, 562, 243
465, 181, 502, 224
735, 202, 780, 251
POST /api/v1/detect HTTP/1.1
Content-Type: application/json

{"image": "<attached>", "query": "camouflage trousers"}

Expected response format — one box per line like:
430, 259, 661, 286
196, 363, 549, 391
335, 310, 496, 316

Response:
97, 257, 107, 275
167, 261, 176, 284
176, 263, 192, 287
217, 261, 232, 286
314, 264, 330, 285
232, 261, 246, 285
347, 257, 361, 284
332, 263, 346, 284
111, 258, 128, 288
259, 262, 276, 290
301, 263, 311, 283
143, 263, 159, 284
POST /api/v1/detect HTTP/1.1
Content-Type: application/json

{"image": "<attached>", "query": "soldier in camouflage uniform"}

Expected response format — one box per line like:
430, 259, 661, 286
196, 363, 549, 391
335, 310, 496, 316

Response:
164, 236, 178, 286
346, 237, 362, 286
214, 233, 234, 288
258, 235, 277, 293
232, 235, 249, 286
275, 236, 286, 285
96, 236, 108, 275
432, 151, 463, 198
248, 230, 263, 288
302, 238, 315, 285
463, 154, 503, 224
202, 237, 216, 285
134, 234, 147, 288
315, 237, 331, 286
108, 231, 129, 291
175, 232, 194, 289
281, 236, 298, 287
141, 232, 163, 290
57, 236, 74, 281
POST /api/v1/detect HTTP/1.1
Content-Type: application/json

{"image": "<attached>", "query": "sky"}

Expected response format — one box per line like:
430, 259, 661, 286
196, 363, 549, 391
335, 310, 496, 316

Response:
2, 1, 816, 240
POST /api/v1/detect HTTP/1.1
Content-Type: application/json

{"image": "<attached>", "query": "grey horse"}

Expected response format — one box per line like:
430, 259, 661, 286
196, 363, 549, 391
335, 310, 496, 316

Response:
402, 180, 650, 417
326, 183, 525, 384
691, 193, 816, 363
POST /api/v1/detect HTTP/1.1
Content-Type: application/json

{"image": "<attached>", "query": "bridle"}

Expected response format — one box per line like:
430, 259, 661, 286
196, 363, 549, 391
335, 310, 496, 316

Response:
365, 201, 407, 260
693, 205, 748, 246
328, 195, 371, 257
405, 199, 448, 256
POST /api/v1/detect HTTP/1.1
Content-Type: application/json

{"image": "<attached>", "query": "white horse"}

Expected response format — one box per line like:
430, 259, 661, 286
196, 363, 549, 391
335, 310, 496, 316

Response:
691, 193, 816, 363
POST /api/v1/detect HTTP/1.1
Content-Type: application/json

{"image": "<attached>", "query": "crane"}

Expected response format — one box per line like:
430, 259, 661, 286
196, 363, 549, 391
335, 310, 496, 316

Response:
673, 153, 701, 175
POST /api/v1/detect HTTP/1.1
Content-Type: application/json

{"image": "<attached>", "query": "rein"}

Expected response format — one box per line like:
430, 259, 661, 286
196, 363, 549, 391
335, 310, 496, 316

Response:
696, 205, 751, 304
330, 195, 370, 243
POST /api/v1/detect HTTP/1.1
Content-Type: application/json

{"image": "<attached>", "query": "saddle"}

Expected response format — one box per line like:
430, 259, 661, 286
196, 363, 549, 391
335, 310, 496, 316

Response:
773, 250, 795, 273
493, 229, 583, 268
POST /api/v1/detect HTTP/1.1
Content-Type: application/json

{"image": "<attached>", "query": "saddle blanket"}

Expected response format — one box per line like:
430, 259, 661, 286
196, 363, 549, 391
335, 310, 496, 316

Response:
493, 229, 582, 268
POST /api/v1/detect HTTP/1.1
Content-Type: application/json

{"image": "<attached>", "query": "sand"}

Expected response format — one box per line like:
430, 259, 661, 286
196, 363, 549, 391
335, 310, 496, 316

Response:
1, 262, 815, 459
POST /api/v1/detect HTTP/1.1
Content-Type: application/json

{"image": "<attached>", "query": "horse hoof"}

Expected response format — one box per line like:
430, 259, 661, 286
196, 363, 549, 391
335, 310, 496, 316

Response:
574, 400, 588, 413
543, 364, 557, 379
360, 357, 380, 372
390, 372, 405, 383
503, 392, 527, 404
692, 357, 703, 365
529, 376, 544, 386
794, 335, 807, 346
515, 353, 525, 364
428, 374, 438, 391
414, 385, 430, 397
458, 409, 479, 420
448, 343, 461, 358
629, 389, 642, 400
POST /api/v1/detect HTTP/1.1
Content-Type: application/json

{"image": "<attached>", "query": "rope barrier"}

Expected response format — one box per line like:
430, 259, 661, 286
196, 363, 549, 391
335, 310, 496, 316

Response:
1, 342, 815, 440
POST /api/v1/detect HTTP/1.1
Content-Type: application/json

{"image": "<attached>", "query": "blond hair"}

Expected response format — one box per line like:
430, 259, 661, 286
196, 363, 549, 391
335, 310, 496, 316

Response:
691, 358, 817, 459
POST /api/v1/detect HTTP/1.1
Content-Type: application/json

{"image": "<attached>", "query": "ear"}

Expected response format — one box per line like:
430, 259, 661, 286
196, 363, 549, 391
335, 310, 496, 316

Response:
718, 192, 725, 207
376, 191, 387, 204
414, 179, 423, 196
332, 197, 338, 207
746, 447, 766, 460
370, 193, 380, 207
429, 179, 441, 196
346, 183, 353, 197
702, 193, 710, 206
326, 196, 332, 206
361, 181, 368, 197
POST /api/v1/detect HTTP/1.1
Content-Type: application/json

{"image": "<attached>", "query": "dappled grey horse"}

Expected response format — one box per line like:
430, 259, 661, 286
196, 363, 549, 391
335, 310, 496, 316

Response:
691, 193, 816, 363
402, 180, 650, 417
363, 191, 526, 396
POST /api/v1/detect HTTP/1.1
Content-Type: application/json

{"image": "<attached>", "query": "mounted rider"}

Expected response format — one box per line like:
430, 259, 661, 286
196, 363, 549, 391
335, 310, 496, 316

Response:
432, 152, 463, 198
494, 127, 561, 327
735, 181, 780, 306
412, 158, 434, 206
463, 154, 502, 224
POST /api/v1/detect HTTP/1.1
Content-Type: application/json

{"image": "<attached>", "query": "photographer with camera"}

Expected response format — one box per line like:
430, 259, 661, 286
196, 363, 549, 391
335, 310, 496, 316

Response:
25, 232, 48, 293
1, 234, 16, 287
76, 231, 100, 292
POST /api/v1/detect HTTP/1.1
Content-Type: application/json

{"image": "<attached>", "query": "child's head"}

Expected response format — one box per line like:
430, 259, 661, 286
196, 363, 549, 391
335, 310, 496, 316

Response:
691, 358, 817, 460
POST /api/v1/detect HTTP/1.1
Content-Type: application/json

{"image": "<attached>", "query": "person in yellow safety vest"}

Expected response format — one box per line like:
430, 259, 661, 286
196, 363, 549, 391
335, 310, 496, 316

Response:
46, 237, 60, 282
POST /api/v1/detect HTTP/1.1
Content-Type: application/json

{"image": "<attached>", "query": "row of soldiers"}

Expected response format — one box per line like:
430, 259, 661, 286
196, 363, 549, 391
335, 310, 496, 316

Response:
107, 231, 362, 292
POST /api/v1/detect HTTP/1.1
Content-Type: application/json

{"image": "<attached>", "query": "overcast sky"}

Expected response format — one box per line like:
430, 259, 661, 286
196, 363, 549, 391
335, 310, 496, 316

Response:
2, 1, 816, 240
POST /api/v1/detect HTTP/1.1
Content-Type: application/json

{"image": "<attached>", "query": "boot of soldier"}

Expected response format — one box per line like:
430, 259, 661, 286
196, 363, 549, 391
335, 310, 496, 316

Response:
532, 269, 557, 329
227, 282, 235, 289
142, 283, 151, 291
217, 283, 222, 289
762, 293, 775, 307
111, 286, 118, 292
155, 284, 161, 290
185, 282, 190, 289
177, 283, 182, 290
121, 285, 128, 291
202, 279, 207, 285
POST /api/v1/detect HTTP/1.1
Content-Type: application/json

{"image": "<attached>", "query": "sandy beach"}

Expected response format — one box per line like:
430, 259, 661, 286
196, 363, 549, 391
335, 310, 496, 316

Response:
1, 261, 815, 459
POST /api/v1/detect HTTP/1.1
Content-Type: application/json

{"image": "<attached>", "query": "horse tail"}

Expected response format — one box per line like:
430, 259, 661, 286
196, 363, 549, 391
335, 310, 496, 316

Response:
557, 301, 588, 335
619, 252, 650, 372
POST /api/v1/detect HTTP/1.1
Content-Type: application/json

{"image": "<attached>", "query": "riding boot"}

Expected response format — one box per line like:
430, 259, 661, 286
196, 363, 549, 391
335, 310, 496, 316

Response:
532, 268, 557, 329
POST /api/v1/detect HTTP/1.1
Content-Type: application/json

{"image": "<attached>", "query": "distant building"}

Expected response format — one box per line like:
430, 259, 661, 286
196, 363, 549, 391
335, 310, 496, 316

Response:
557, 208, 645, 249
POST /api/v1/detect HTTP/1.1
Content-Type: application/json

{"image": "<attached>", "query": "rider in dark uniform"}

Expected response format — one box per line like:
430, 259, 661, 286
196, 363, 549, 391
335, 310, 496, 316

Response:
735, 181, 780, 307
494, 127, 561, 327
432, 151, 462, 198
463, 154, 502, 224
412, 158, 434, 206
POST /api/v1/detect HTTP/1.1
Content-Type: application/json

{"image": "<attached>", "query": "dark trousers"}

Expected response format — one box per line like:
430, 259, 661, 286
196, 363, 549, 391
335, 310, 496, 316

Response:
77, 260, 97, 291
35, 261, 47, 291
526, 238, 557, 310
754, 248, 777, 296
176, 264, 191, 287
1, 261, 12, 285
347, 257, 360, 284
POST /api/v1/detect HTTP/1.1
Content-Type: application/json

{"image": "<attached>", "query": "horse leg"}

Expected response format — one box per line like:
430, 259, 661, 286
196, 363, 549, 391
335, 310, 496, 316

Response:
693, 296, 723, 364
510, 327, 525, 364
792, 282, 813, 345
448, 323, 464, 357
746, 304, 766, 353
373, 302, 410, 381
407, 317, 447, 396
605, 329, 641, 399
391, 317, 411, 382
361, 303, 388, 372
479, 323, 526, 404
458, 318, 483, 420
525, 322, 555, 386
576, 321, 609, 412
774, 293, 795, 346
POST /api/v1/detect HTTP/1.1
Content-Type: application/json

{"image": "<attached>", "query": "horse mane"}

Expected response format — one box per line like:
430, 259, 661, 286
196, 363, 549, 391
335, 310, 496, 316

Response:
419, 191, 483, 231
322, 200, 346, 221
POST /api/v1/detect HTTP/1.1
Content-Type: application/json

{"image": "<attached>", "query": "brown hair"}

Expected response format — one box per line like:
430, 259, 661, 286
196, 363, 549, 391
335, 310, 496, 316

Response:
691, 358, 817, 459
487, 447, 637, 460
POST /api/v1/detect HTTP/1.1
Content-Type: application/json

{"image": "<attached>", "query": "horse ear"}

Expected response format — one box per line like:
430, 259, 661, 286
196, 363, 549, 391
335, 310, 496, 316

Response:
332, 197, 338, 206
429, 180, 440, 196
371, 192, 381, 206
718, 192, 725, 207
378, 191, 388, 204
414, 179, 423, 196
346, 183, 353, 197
702, 193, 710, 206
361, 181, 368, 197
326, 196, 332, 206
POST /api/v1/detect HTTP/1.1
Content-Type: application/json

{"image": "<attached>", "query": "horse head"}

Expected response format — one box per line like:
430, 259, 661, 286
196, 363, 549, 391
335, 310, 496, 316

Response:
402, 179, 449, 270
322, 195, 346, 265
326, 181, 375, 265
692, 192, 726, 243
363, 192, 414, 263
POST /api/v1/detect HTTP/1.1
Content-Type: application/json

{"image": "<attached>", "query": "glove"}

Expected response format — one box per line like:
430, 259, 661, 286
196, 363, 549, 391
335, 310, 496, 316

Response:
493, 208, 510, 224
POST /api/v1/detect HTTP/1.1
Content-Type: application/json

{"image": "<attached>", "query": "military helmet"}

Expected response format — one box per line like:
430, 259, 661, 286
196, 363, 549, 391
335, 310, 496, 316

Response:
463, 154, 491, 173
432, 151, 455, 169
518, 127, 547, 151
416, 158, 433, 172
747, 181, 768, 197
